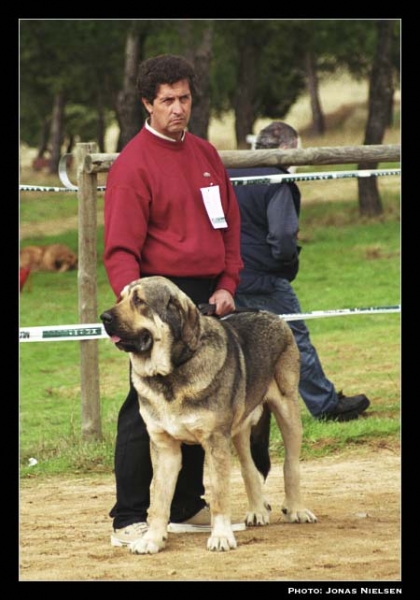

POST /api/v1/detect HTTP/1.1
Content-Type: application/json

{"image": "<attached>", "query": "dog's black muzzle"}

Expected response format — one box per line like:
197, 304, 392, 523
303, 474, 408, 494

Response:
100, 311, 153, 354
100, 310, 116, 335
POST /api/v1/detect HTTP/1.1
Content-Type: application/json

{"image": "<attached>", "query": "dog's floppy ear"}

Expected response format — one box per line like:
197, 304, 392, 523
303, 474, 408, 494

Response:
119, 284, 130, 302
167, 293, 201, 360
119, 279, 141, 301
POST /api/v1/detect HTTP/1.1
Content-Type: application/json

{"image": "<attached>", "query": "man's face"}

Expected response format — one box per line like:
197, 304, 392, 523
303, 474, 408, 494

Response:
142, 79, 192, 141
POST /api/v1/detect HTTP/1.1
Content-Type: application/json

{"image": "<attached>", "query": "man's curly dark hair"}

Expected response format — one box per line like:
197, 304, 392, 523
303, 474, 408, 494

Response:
137, 54, 198, 104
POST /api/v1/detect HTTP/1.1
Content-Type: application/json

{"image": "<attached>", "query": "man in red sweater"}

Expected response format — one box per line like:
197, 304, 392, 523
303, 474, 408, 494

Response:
104, 54, 243, 547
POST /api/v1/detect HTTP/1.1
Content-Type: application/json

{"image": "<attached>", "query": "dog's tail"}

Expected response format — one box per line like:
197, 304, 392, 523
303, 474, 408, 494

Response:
250, 404, 271, 480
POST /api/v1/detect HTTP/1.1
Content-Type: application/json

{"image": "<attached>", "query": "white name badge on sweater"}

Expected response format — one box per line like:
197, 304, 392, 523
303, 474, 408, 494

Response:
200, 185, 228, 229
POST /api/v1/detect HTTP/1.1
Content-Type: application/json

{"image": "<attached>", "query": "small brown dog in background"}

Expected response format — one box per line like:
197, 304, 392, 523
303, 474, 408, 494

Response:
20, 243, 78, 273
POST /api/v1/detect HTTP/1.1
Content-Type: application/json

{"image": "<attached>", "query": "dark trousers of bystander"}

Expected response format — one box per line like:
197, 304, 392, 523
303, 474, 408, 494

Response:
235, 277, 339, 418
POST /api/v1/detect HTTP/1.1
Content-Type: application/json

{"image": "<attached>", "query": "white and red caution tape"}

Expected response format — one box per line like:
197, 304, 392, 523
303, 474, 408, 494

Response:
19, 305, 400, 342
19, 168, 401, 193
229, 168, 401, 186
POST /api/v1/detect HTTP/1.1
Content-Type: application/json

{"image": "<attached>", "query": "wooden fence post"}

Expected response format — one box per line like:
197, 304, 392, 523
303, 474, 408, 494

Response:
76, 142, 102, 441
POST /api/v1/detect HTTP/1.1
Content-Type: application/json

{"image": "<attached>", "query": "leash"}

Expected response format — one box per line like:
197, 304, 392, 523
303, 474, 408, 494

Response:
198, 303, 217, 316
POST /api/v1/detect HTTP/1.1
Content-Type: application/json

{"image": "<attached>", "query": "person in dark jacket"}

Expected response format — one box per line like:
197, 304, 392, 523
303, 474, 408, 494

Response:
230, 121, 370, 422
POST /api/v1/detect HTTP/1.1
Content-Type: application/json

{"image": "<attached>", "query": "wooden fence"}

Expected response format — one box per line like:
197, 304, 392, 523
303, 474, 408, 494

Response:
75, 142, 401, 440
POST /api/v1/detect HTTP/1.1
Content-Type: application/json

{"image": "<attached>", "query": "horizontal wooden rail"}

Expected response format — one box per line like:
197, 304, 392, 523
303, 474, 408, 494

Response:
83, 144, 400, 173
219, 144, 401, 168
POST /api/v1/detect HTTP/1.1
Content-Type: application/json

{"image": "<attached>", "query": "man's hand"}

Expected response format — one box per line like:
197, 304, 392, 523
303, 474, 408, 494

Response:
209, 289, 235, 317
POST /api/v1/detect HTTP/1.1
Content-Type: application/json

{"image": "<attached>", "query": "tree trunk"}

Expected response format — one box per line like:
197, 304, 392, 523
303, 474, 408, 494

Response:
65, 134, 74, 154
115, 23, 143, 151
179, 20, 214, 140
48, 91, 65, 174
305, 50, 325, 136
234, 44, 259, 149
358, 20, 395, 217
36, 118, 50, 159
96, 92, 106, 152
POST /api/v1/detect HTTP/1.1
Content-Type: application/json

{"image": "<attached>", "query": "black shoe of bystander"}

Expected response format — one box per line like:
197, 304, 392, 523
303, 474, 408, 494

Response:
320, 392, 370, 422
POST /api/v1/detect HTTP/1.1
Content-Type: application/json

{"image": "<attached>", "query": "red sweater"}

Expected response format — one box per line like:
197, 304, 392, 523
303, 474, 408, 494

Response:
104, 127, 243, 298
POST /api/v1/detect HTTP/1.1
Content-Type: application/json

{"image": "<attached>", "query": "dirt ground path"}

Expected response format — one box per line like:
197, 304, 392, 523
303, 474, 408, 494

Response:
19, 447, 401, 583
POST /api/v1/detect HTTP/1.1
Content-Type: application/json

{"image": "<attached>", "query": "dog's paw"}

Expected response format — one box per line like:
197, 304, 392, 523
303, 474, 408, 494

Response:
245, 500, 271, 526
244, 510, 270, 526
281, 506, 317, 523
130, 533, 167, 554
207, 532, 237, 552
206, 516, 238, 551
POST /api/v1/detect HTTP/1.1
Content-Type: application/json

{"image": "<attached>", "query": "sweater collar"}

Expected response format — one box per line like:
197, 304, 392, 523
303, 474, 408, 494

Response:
145, 118, 186, 142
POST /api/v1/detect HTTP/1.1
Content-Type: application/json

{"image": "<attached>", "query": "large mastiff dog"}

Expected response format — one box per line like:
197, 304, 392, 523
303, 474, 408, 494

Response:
100, 276, 316, 554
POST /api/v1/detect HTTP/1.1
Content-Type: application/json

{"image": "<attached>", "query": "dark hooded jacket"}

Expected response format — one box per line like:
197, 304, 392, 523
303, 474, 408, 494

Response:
228, 166, 301, 294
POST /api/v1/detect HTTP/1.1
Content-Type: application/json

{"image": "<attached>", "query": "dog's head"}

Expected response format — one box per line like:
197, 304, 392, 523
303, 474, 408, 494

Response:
100, 276, 201, 377
45, 244, 78, 272
53, 250, 78, 272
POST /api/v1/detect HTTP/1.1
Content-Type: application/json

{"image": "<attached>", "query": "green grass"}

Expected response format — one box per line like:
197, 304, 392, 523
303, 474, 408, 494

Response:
19, 74, 400, 479
19, 186, 401, 479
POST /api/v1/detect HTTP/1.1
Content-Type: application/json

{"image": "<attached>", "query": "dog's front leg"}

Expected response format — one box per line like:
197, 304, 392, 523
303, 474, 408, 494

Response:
130, 433, 182, 555
202, 434, 237, 552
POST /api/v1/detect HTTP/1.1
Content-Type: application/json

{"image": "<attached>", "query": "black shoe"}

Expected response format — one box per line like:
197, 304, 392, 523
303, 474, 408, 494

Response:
321, 392, 370, 422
